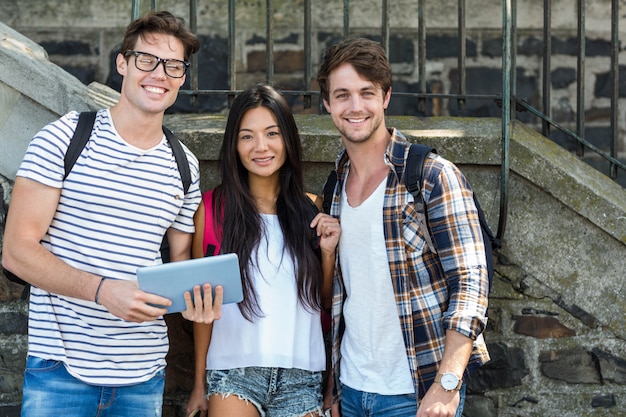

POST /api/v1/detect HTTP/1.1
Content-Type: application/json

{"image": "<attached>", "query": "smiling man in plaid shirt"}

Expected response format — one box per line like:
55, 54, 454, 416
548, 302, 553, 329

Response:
317, 37, 490, 417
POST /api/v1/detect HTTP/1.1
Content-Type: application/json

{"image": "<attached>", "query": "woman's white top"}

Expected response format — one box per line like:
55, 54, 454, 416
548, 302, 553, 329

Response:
206, 214, 326, 372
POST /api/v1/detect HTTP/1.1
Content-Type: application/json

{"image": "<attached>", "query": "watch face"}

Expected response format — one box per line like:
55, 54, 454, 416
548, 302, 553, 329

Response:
441, 373, 459, 390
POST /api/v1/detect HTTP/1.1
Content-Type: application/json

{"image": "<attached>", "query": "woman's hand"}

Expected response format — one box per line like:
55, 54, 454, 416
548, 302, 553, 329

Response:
311, 213, 341, 255
181, 283, 223, 323
186, 384, 209, 417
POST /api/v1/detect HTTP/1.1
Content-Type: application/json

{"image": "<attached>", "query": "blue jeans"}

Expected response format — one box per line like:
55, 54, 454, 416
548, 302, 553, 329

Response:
340, 383, 466, 417
21, 356, 164, 417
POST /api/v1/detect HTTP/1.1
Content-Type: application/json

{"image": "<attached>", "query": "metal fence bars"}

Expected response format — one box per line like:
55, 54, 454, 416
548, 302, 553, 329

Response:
131, 0, 625, 242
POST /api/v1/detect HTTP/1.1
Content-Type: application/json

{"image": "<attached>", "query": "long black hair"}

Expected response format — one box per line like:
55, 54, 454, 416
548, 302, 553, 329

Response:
213, 84, 321, 321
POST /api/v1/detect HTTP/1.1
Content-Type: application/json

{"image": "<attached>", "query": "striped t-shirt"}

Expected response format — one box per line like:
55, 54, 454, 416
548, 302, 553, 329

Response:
16, 109, 201, 386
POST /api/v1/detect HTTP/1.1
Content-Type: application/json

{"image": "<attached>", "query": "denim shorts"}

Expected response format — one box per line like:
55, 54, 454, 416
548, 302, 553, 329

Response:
207, 367, 324, 417
21, 356, 164, 417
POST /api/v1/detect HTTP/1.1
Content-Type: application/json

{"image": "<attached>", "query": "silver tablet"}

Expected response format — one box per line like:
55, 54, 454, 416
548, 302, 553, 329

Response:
136, 253, 243, 314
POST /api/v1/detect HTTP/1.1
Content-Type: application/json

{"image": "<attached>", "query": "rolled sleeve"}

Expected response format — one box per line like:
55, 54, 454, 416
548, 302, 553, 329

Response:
424, 157, 489, 339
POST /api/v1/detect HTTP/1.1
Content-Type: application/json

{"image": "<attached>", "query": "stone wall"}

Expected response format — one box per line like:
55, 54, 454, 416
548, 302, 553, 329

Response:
0, 0, 624, 184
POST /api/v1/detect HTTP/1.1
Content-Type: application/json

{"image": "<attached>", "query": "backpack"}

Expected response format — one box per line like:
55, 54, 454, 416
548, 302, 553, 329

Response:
2, 111, 192, 293
322, 143, 499, 290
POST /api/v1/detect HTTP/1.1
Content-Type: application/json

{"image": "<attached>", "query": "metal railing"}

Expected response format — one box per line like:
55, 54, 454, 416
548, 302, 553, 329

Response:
132, 0, 624, 242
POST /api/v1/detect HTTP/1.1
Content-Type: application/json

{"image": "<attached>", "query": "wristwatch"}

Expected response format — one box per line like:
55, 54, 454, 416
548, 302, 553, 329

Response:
435, 372, 462, 391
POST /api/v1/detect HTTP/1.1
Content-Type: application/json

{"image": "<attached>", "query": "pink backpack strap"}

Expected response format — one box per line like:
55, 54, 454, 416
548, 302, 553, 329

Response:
202, 189, 222, 256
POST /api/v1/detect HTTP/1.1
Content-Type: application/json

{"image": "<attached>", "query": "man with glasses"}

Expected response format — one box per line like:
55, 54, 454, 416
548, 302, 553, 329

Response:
2, 10, 221, 416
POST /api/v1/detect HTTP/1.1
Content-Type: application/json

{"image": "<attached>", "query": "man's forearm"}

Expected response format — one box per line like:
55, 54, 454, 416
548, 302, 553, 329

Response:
437, 329, 474, 378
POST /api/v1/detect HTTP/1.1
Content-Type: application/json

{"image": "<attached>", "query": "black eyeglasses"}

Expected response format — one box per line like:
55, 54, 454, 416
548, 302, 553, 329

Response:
124, 50, 189, 78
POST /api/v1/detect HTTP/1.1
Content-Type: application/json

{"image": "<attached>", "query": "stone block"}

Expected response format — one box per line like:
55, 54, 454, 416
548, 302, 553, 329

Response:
447, 67, 538, 123
0, 338, 27, 371
1, 268, 29, 301
39, 40, 91, 56
388, 35, 415, 65
246, 49, 304, 73
512, 315, 576, 339
518, 36, 543, 56
466, 341, 528, 391
584, 126, 613, 152
539, 348, 601, 383
481, 37, 503, 58
550, 36, 611, 57
592, 348, 626, 385
0, 405, 20, 417
0, 311, 27, 335
594, 65, 626, 98
0, 367, 23, 396
426, 35, 477, 59
552, 36, 580, 55
462, 394, 497, 417
585, 38, 613, 57
591, 394, 617, 408
551, 67, 576, 89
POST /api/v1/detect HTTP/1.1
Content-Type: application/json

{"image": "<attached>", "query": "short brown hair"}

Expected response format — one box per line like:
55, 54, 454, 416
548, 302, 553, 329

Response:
121, 10, 200, 61
317, 37, 392, 102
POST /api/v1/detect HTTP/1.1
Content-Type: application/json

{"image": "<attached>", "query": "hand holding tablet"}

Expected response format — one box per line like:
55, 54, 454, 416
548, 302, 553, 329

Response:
136, 253, 243, 314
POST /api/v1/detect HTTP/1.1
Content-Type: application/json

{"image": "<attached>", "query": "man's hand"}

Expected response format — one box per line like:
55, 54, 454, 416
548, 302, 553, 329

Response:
96, 278, 170, 322
416, 383, 460, 417
181, 283, 223, 323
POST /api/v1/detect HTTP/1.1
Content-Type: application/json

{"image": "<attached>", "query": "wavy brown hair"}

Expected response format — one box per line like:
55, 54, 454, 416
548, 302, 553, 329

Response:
317, 37, 392, 103
121, 10, 200, 61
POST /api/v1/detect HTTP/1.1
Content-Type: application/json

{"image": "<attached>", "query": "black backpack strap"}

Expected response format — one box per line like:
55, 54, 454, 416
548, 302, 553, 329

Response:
405, 143, 436, 196
64, 111, 97, 179
473, 195, 498, 248
404, 143, 438, 253
163, 126, 191, 194
6, 111, 97, 297
160, 127, 192, 263
322, 170, 337, 215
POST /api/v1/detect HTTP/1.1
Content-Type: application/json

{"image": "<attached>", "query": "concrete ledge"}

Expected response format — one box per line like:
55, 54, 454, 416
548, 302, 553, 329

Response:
0, 22, 118, 179
510, 121, 626, 244
0, 23, 97, 116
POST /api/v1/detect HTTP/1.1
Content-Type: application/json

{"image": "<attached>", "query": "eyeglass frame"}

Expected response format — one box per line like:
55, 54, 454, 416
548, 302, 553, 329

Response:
124, 50, 190, 78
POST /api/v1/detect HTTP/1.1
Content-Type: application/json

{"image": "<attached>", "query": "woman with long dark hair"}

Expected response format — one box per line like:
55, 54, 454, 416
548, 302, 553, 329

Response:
186, 84, 340, 417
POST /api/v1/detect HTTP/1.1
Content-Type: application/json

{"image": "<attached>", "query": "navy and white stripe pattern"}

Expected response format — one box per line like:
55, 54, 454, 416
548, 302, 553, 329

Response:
17, 109, 201, 385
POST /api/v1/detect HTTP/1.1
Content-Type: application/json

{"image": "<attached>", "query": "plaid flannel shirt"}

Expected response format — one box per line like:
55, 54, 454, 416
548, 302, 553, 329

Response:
329, 128, 490, 403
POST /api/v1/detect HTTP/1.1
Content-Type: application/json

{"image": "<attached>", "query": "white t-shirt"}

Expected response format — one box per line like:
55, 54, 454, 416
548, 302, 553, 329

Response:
206, 214, 326, 371
339, 178, 414, 394
17, 109, 201, 386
